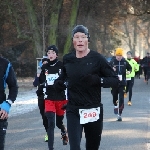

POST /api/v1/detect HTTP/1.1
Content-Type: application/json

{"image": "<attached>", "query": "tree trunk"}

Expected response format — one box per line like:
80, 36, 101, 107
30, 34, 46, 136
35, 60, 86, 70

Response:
48, 0, 63, 46
133, 17, 137, 56
124, 19, 133, 52
6, 1, 30, 40
63, 0, 80, 55
24, 0, 42, 57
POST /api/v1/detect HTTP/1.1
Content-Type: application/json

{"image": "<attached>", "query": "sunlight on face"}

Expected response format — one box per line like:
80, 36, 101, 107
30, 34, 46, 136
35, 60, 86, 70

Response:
47, 50, 57, 61
73, 32, 88, 52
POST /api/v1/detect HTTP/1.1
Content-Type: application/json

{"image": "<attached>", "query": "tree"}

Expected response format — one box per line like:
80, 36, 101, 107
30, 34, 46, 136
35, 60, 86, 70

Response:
24, 0, 43, 57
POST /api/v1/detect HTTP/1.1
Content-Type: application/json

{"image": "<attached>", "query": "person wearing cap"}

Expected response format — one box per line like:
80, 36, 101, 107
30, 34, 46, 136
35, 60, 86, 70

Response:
33, 54, 49, 142
124, 51, 139, 106
109, 48, 132, 121
36, 45, 68, 150
33, 75, 49, 142
0, 56, 18, 150
54, 25, 119, 150
133, 56, 142, 79
141, 52, 150, 82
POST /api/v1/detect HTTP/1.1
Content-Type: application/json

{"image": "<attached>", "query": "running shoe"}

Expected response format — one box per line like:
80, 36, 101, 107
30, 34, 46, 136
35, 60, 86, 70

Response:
124, 93, 127, 98
45, 134, 48, 142
117, 115, 122, 121
128, 101, 132, 106
61, 133, 68, 145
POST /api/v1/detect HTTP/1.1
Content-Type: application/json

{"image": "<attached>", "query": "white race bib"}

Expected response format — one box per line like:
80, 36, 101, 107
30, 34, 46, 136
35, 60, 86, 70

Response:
79, 107, 100, 124
46, 73, 59, 85
126, 77, 131, 81
118, 75, 122, 81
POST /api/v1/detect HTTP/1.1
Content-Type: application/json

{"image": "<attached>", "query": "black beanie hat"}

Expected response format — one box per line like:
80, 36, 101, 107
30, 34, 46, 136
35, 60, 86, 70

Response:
127, 51, 132, 55
47, 45, 58, 55
72, 25, 90, 41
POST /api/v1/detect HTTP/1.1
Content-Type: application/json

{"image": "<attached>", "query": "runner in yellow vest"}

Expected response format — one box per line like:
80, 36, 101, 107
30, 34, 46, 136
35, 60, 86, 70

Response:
124, 51, 139, 106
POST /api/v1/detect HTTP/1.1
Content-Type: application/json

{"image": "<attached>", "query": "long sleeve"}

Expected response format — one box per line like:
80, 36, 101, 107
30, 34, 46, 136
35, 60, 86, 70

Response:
33, 75, 39, 87
6, 65, 18, 102
126, 60, 132, 72
134, 60, 139, 72
99, 57, 119, 88
55, 57, 67, 82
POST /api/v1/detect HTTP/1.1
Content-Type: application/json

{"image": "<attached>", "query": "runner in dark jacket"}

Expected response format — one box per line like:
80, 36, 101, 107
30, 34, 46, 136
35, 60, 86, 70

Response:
0, 56, 18, 150
54, 25, 119, 150
109, 48, 132, 121
141, 52, 150, 82
36, 45, 68, 150
33, 65, 48, 142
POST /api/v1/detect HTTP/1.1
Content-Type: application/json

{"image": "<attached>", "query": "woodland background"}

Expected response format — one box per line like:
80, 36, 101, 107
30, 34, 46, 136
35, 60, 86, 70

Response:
0, 0, 150, 77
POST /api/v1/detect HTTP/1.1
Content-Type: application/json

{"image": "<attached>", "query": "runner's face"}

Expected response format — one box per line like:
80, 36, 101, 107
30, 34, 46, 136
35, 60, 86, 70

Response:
47, 50, 57, 61
127, 54, 131, 59
73, 32, 88, 52
116, 55, 122, 61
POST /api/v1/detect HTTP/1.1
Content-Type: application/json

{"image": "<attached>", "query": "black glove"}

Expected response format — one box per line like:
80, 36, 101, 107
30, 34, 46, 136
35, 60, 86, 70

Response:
53, 80, 66, 92
81, 74, 101, 86
36, 89, 43, 96
61, 104, 67, 110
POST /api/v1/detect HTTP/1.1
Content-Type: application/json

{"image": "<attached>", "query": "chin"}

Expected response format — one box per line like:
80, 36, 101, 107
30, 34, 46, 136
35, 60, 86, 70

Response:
50, 59, 54, 61
77, 49, 85, 52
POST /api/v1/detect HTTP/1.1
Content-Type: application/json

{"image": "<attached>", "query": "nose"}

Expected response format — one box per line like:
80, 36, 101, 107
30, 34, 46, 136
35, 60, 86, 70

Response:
78, 37, 83, 42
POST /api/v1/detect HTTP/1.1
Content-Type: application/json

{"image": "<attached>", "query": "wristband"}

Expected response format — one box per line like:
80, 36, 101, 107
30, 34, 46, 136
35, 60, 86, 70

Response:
0, 101, 11, 113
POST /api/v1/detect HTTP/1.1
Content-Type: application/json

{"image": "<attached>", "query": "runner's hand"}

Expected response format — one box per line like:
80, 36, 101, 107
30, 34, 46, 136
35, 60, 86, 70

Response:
0, 101, 11, 119
54, 80, 66, 92
61, 104, 67, 110
0, 109, 8, 119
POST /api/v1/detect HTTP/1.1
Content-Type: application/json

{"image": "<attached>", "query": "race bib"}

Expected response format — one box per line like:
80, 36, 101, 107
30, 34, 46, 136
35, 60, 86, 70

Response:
79, 107, 100, 124
126, 77, 131, 81
46, 73, 59, 85
118, 75, 122, 81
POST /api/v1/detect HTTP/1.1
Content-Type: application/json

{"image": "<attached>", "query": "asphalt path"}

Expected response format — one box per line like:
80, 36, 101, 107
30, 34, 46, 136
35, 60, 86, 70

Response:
5, 77, 150, 150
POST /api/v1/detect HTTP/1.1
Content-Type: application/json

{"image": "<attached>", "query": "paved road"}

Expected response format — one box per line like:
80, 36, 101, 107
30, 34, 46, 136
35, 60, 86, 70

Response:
5, 77, 150, 150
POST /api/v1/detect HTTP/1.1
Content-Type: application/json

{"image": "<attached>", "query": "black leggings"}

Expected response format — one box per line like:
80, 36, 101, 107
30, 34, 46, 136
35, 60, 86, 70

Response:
38, 96, 48, 132
66, 108, 103, 150
0, 120, 8, 150
112, 85, 125, 114
143, 67, 148, 80
126, 77, 134, 101
45, 112, 66, 150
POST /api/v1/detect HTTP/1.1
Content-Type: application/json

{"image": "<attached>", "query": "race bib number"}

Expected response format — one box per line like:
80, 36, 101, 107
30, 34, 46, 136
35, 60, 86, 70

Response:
79, 107, 100, 124
118, 75, 122, 81
126, 77, 131, 81
46, 73, 59, 85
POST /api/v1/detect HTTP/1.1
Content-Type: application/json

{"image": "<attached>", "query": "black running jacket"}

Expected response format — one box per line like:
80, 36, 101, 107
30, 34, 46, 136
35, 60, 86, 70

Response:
56, 50, 119, 109
0, 57, 18, 104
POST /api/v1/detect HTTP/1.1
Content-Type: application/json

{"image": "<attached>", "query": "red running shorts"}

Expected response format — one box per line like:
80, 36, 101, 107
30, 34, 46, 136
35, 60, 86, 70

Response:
45, 100, 68, 116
